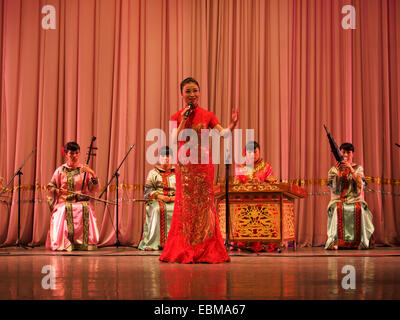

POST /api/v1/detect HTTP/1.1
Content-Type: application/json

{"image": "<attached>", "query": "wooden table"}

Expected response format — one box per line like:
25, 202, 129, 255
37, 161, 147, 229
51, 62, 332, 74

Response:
214, 181, 307, 250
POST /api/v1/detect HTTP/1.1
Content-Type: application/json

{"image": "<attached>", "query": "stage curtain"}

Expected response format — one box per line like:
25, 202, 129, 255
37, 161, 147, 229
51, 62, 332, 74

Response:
0, 0, 399, 247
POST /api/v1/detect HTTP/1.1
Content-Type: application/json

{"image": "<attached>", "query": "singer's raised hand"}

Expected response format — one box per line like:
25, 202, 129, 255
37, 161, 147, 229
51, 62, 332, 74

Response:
228, 107, 239, 131
232, 107, 239, 126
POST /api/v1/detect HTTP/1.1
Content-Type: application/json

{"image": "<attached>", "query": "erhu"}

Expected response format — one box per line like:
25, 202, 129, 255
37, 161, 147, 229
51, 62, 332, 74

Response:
81, 136, 98, 195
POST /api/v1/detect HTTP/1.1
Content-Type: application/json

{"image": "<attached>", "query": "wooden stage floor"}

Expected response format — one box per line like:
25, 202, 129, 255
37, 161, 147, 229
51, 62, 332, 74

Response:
0, 246, 399, 300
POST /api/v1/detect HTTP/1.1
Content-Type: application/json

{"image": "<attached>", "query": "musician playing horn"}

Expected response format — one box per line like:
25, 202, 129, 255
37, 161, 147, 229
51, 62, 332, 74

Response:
325, 142, 374, 250
46, 141, 100, 251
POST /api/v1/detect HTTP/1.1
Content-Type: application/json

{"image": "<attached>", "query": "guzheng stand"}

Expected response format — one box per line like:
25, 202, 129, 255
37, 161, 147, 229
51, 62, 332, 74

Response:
215, 180, 307, 252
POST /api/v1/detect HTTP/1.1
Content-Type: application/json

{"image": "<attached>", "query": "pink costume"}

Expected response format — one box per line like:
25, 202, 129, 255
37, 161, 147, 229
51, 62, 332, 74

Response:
46, 163, 100, 251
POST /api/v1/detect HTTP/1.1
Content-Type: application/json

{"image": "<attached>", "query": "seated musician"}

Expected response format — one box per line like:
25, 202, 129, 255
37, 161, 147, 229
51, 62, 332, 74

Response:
138, 146, 176, 251
46, 142, 100, 251
325, 142, 375, 250
233, 141, 277, 252
234, 141, 274, 184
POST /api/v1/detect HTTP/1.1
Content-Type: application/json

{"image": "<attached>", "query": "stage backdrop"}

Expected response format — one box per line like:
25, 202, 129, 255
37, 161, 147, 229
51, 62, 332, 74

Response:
0, 0, 399, 247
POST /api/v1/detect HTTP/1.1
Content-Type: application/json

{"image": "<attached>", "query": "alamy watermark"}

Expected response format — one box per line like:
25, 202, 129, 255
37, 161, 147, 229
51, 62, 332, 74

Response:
41, 4, 355, 31
41, 265, 55, 290
41, 5, 56, 30
341, 5, 356, 30
341, 265, 356, 290
146, 122, 255, 167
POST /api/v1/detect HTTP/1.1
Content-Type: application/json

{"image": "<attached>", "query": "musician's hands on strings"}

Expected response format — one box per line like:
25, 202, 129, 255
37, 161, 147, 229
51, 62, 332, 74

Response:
157, 194, 175, 203
47, 185, 68, 197
81, 165, 97, 178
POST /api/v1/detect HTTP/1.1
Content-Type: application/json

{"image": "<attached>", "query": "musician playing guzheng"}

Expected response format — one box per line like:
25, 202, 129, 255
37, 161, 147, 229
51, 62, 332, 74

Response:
46, 141, 100, 251
234, 141, 274, 184
233, 141, 277, 252
325, 142, 374, 250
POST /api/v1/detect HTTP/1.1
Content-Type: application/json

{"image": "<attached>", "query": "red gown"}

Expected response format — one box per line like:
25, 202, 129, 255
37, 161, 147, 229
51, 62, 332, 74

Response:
159, 106, 230, 263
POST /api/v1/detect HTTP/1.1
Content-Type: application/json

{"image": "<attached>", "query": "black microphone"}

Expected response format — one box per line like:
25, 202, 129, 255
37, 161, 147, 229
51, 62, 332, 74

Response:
395, 143, 400, 148
184, 102, 195, 120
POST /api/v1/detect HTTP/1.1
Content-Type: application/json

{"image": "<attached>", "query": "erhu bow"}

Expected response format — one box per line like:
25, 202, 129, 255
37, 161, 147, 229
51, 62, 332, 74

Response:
53, 186, 115, 205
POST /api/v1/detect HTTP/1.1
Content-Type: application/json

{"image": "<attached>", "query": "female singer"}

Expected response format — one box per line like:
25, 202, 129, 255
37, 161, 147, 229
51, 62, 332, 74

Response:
159, 77, 238, 263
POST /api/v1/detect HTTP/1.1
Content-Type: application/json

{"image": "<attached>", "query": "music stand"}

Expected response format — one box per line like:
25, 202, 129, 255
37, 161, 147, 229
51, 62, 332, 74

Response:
0, 148, 36, 249
99, 144, 135, 248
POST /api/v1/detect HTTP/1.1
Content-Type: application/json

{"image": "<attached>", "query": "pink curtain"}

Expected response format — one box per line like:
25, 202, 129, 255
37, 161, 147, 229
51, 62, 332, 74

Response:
0, 0, 399, 247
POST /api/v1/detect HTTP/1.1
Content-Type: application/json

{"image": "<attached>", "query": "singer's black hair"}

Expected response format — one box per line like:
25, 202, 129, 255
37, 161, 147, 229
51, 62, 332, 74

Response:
65, 141, 80, 152
339, 142, 354, 152
180, 77, 200, 93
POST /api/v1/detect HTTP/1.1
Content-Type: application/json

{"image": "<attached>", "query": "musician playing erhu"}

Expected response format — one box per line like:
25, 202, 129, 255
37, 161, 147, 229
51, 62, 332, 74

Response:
325, 142, 374, 250
46, 141, 100, 251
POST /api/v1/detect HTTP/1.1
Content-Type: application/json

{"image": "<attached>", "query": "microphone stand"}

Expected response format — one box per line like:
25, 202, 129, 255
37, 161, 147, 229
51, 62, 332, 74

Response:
224, 162, 232, 251
99, 144, 135, 248
223, 153, 254, 253
0, 147, 36, 249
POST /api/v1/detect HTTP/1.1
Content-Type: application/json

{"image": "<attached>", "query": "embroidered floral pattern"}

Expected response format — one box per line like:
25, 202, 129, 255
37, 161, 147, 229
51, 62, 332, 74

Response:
179, 163, 215, 246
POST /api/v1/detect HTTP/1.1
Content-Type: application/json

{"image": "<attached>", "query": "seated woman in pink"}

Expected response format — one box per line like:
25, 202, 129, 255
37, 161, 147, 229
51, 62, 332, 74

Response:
46, 141, 100, 251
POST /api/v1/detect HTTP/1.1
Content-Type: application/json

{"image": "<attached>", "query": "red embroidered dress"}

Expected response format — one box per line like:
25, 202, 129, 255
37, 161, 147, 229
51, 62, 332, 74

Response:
159, 106, 230, 263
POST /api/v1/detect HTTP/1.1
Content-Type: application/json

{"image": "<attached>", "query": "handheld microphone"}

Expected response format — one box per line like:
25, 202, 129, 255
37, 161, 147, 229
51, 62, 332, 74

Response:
184, 102, 195, 120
